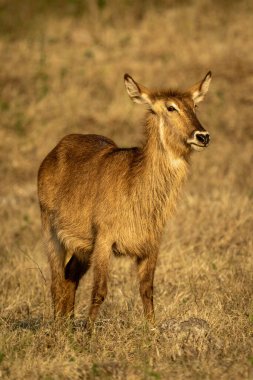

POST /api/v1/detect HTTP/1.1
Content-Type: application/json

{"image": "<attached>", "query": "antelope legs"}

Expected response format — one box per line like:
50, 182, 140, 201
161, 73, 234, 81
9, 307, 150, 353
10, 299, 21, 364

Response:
47, 238, 77, 318
136, 253, 158, 323
43, 219, 91, 318
88, 239, 111, 324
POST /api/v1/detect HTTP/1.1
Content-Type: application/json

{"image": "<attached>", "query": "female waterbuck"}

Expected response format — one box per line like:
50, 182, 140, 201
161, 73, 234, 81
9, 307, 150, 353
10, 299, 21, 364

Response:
38, 72, 212, 324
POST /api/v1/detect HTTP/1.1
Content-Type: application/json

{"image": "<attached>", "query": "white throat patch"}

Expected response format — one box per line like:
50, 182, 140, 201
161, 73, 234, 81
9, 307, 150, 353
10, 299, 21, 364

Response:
159, 117, 184, 169
159, 118, 166, 148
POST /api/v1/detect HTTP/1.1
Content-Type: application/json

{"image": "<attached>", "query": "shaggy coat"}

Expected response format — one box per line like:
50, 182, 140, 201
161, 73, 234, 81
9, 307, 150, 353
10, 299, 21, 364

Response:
38, 72, 212, 323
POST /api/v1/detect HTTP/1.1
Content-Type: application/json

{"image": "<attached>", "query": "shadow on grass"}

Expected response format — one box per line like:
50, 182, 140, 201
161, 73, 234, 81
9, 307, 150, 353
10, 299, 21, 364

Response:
1, 317, 92, 332
2, 317, 47, 332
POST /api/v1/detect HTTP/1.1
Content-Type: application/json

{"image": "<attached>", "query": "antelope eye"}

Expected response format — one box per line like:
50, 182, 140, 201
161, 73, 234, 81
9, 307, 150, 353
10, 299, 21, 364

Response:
167, 105, 177, 112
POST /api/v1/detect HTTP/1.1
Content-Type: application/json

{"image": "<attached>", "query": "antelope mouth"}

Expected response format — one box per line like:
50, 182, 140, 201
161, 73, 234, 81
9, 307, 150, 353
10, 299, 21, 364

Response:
188, 142, 208, 152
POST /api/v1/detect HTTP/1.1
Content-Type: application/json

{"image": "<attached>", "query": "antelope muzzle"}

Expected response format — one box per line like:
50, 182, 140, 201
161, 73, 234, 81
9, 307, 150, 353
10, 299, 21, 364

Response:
187, 130, 210, 151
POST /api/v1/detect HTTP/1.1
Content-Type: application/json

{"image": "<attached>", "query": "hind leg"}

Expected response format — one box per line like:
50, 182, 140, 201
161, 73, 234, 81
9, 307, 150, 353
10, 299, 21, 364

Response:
46, 236, 77, 318
51, 245, 92, 319
41, 211, 91, 318
48, 242, 91, 318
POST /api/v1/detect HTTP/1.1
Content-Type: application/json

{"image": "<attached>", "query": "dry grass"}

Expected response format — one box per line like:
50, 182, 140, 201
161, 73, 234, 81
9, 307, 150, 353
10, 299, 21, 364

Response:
0, 0, 253, 378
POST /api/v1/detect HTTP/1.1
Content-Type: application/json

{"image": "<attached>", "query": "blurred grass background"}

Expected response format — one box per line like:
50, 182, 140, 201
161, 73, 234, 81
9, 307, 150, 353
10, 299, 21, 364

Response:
0, 0, 253, 379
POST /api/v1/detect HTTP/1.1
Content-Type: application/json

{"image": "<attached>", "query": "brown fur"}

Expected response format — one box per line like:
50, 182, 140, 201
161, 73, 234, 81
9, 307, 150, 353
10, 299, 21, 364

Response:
37, 72, 211, 324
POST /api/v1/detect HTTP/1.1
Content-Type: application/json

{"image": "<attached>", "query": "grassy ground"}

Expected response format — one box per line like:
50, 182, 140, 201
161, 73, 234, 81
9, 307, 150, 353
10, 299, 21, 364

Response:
0, 0, 253, 378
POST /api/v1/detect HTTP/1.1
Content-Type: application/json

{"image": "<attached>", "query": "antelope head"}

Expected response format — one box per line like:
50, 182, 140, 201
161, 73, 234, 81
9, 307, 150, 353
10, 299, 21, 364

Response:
124, 72, 212, 155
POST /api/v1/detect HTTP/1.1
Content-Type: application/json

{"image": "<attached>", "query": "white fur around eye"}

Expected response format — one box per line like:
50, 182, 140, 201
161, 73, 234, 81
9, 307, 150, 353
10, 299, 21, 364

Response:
167, 102, 179, 112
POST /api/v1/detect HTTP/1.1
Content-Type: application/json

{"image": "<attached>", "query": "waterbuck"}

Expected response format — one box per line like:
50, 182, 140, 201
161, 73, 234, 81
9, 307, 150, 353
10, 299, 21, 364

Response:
38, 72, 212, 324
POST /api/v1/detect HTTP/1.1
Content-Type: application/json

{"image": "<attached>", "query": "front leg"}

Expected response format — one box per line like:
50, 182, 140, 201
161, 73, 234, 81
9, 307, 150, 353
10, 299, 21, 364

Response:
88, 239, 111, 324
136, 252, 158, 323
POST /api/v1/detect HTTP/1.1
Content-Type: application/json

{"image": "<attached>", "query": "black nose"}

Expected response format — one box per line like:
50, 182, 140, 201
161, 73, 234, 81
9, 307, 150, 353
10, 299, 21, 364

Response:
196, 133, 209, 145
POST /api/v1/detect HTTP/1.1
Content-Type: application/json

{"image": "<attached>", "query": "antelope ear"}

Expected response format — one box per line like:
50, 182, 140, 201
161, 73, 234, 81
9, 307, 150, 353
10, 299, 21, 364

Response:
124, 74, 152, 105
188, 71, 212, 104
